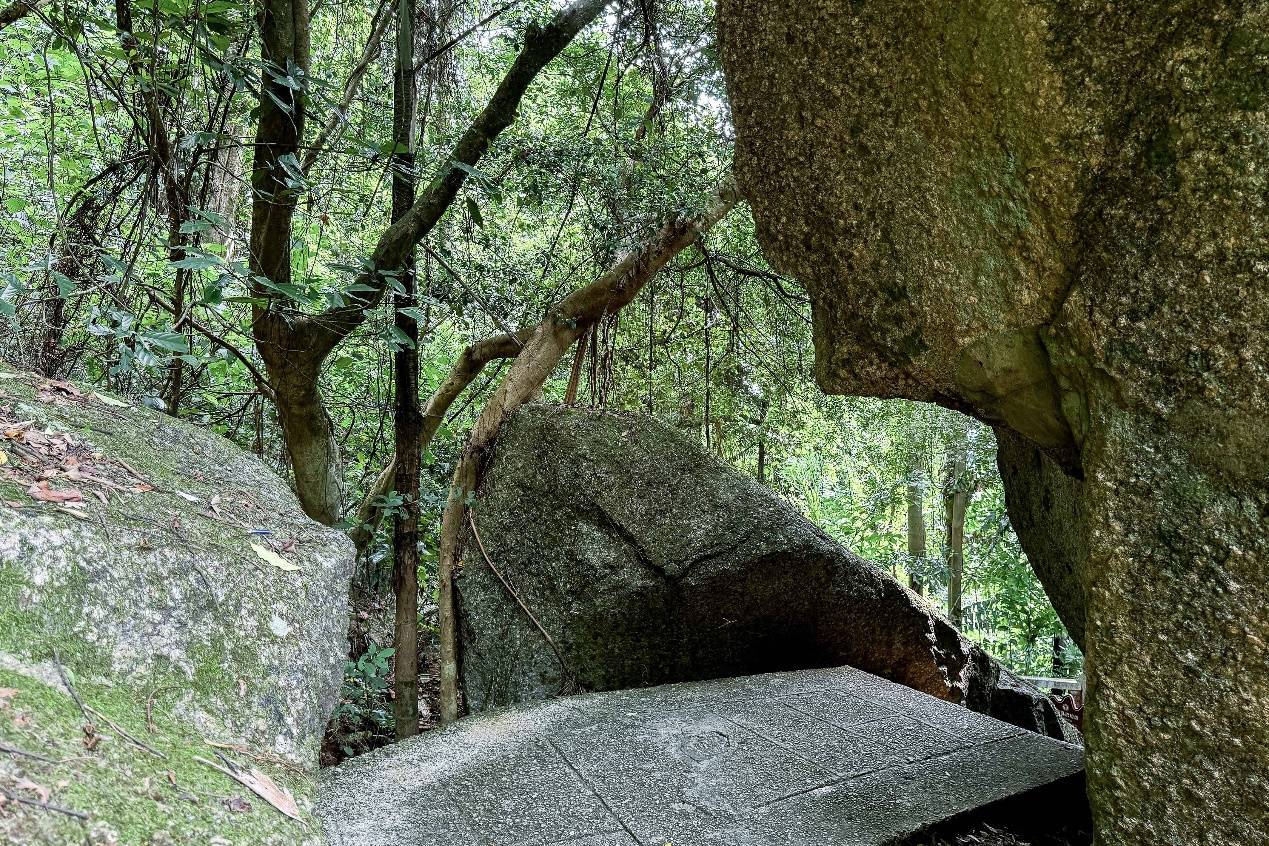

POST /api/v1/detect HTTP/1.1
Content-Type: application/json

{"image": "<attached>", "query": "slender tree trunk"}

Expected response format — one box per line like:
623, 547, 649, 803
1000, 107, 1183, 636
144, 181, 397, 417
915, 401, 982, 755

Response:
906, 473, 926, 596
347, 331, 529, 554
944, 429, 969, 628
390, 0, 421, 741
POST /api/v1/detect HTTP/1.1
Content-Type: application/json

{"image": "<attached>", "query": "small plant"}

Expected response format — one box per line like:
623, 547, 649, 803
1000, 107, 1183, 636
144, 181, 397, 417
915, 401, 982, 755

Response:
323, 642, 396, 763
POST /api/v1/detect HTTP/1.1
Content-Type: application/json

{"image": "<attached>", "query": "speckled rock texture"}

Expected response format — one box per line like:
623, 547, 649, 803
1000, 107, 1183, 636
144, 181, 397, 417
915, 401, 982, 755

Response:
318, 665, 1084, 846
0, 363, 352, 844
994, 428, 1088, 652
456, 406, 1075, 743
717, 2, 1269, 843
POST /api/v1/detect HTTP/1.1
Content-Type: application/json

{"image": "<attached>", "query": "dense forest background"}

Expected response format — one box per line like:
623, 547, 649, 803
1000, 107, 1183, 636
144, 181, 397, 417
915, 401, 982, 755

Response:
0, 0, 1078, 751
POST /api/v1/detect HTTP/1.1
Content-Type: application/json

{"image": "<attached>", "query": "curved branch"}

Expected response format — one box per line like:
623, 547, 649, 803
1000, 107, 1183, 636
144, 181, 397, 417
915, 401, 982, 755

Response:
304, 0, 612, 356
346, 328, 531, 552
0, 0, 48, 31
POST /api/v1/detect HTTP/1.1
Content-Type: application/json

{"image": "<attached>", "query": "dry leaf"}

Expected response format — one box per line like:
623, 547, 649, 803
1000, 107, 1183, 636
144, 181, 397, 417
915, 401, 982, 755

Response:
251, 543, 300, 572
240, 767, 301, 821
27, 481, 84, 504
0, 688, 17, 704
13, 712, 31, 729
93, 392, 128, 408
15, 778, 50, 804
196, 757, 303, 822
224, 795, 252, 813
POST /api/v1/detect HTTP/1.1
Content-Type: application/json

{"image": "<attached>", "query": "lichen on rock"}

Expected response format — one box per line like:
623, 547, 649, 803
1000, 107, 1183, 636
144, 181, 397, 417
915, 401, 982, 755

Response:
0, 363, 353, 843
717, 1, 1269, 842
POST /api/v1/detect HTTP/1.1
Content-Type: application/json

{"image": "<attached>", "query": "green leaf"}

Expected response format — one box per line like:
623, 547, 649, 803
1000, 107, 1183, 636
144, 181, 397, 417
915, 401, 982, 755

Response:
466, 196, 484, 228
52, 271, 75, 298
170, 254, 222, 271
141, 331, 189, 353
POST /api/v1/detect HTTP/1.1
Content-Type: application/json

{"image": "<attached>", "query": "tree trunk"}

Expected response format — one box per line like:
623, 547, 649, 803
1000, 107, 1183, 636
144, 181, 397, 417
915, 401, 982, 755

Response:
272, 367, 343, 525
906, 473, 926, 596
944, 441, 968, 629
247, 0, 607, 524
390, 0, 421, 741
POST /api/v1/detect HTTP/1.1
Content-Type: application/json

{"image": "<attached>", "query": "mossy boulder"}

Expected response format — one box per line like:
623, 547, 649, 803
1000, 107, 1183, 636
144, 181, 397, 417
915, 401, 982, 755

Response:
0, 363, 353, 844
456, 405, 1076, 743
717, 2, 1269, 842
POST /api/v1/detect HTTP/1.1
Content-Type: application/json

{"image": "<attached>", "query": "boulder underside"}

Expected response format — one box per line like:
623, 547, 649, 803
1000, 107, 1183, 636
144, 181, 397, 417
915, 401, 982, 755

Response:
717, 1, 1269, 843
318, 665, 1084, 846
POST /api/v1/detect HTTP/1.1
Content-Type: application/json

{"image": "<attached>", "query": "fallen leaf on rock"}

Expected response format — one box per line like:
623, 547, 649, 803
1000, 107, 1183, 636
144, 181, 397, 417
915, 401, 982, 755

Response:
93, 392, 128, 408
0, 689, 17, 704
251, 543, 300, 572
238, 767, 299, 820
195, 756, 303, 822
15, 777, 50, 804
27, 481, 84, 503
37, 380, 86, 405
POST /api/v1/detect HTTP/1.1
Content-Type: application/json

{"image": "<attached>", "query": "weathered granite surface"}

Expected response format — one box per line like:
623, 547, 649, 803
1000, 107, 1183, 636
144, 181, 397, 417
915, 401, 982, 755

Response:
456, 406, 1073, 741
0, 363, 352, 844
717, 1, 1269, 842
318, 665, 1084, 846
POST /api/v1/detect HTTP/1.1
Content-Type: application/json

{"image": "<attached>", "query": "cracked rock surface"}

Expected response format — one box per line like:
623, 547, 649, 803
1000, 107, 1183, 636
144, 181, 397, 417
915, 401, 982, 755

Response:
456, 406, 1073, 742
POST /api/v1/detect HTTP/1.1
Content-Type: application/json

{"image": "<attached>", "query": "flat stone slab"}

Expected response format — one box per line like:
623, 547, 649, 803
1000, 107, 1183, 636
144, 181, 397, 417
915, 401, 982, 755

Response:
317, 666, 1083, 846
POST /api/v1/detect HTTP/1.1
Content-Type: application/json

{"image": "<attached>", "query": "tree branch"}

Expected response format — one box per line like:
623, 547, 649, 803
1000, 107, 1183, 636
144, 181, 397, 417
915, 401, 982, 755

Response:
304, 0, 611, 356
346, 328, 531, 552
435, 181, 740, 721
300, 0, 394, 175
0, 0, 48, 31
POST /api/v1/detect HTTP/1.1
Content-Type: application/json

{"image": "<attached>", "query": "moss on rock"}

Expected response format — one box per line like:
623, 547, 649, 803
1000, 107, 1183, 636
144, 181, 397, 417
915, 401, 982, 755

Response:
0, 363, 354, 843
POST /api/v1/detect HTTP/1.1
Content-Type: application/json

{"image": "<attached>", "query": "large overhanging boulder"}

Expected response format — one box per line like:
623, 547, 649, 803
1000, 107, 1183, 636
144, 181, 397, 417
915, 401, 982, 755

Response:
455, 405, 1075, 742
0, 363, 353, 844
716, 2, 1268, 843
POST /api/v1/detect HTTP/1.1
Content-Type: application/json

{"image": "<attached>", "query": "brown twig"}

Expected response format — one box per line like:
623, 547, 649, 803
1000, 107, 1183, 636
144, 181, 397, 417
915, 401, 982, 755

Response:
0, 789, 89, 820
467, 511, 572, 684
85, 705, 165, 759
50, 648, 89, 723
0, 742, 58, 764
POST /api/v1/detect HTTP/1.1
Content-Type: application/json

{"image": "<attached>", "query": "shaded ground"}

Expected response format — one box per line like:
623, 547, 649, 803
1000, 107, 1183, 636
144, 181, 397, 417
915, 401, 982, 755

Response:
916, 774, 1092, 846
